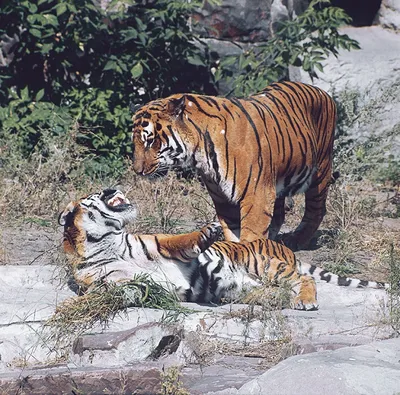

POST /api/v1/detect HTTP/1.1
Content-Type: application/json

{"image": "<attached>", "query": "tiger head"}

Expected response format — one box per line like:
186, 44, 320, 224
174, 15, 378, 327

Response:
58, 189, 137, 257
131, 96, 193, 176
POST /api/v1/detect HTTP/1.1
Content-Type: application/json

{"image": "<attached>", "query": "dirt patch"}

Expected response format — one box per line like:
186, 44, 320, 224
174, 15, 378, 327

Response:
0, 222, 61, 266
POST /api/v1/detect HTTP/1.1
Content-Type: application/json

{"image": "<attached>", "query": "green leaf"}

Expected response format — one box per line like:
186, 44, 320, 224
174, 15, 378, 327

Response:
315, 62, 324, 72
21, 86, 29, 101
40, 43, 53, 54
103, 60, 117, 71
35, 89, 45, 101
30, 28, 41, 38
221, 56, 237, 67
131, 63, 143, 79
123, 28, 138, 42
44, 14, 59, 27
56, 3, 67, 16
187, 55, 205, 67
28, 3, 38, 13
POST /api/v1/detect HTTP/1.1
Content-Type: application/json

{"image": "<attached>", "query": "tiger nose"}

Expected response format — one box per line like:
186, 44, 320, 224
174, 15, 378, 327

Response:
131, 159, 144, 175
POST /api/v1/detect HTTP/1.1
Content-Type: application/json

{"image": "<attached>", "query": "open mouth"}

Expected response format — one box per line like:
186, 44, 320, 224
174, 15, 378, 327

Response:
107, 192, 130, 207
100, 189, 131, 210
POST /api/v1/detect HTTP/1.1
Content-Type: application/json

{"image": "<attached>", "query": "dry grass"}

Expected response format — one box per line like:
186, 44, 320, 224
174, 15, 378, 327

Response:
239, 279, 293, 310
159, 366, 190, 395
45, 275, 191, 352
183, 330, 291, 371
284, 178, 400, 281
120, 168, 216, 235
0, 125, 215, 236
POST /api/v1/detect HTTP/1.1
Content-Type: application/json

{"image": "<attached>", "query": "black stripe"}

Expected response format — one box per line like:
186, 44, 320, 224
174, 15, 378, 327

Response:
309, 265, 317, 274
138, 237, 154, 261
86, 231, 120, 243
238, 165, 253, 202
204, 129, 221, 184
319, 270, 332, 282
338, 276, 352, 286
229, 98, 263, 187
357, 280, 368, 288
186, 95, 222, 119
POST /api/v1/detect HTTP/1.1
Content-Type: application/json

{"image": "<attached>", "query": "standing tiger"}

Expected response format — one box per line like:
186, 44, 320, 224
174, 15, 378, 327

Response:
131, 81, 336, 249
59, 189, 386, 311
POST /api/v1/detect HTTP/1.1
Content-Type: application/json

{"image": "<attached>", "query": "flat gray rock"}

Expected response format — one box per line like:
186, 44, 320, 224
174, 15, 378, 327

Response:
207, 338, 400, 395
0, 263, 392, 394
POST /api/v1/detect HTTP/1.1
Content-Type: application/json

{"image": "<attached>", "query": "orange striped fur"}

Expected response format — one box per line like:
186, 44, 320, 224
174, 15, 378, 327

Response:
131, 81, 336, 249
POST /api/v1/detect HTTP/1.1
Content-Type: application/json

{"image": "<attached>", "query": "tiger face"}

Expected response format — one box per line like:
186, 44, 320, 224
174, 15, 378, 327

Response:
131, 96, 190, 176
58, 189, 137, 254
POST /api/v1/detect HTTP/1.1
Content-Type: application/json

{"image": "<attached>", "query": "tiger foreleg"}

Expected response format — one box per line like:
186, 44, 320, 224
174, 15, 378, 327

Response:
213, 201, 241, 242
293, 275, 319, 311
239, 190, 275, 242
155, 222, 222, 261
268, 197, 286, 240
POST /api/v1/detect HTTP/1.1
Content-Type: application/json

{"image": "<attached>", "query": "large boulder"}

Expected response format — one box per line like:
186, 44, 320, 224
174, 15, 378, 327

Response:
293, 25, 400, 155
376, 0, 400, 31
193, 0, 274, 42
206, 338, 400, 395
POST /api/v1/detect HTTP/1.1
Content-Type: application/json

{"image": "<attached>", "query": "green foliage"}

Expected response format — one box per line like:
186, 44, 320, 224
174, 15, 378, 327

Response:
0, 87, 74, 155
216, 0, 360, 97
333, 86, 400, 186
0, 0, 216, 176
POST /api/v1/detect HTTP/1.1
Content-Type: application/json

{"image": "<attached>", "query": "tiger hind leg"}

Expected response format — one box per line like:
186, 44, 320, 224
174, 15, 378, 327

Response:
288, 165, 332, 250
293, 275, 318, 311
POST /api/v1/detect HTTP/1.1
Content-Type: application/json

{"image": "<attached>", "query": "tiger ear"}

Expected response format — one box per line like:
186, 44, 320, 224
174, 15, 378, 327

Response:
167, 96, 186, 117
58, 202, 76, 226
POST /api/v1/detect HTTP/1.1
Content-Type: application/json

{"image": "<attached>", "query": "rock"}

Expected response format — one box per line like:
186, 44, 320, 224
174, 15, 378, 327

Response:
0, 265, 74, 370
0, 263, 393, 393
0, 364, 162, 395
293, 26, 400, 154
376, 0, 400, 31
193, 0, 274, 42
71, 322, 183, 367
206, 338, 400, 395
270, 0, 289, 32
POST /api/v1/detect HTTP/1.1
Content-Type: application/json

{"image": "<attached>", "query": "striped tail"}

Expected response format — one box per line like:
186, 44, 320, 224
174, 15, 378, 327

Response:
298, 261, 388, 290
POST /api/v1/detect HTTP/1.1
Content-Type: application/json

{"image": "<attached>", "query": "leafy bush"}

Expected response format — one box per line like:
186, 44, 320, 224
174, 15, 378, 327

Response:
0, 0, 362, 176
0, 0, 216, 175
215, 0, 360, 97
333, 85, 400, 186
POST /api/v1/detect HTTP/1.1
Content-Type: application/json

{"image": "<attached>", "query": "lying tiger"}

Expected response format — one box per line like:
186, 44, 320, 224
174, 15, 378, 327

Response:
59, 189, 386, 311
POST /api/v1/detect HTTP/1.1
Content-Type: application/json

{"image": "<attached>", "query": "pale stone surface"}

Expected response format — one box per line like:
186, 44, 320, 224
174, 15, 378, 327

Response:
294, 26, 400, 153
206, 338, 400, 395
376, 0, 400, 31
0, 265, 74, 370
0, 265, 390, 375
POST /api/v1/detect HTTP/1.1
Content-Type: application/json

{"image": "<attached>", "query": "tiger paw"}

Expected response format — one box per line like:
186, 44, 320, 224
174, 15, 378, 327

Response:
294, 298, 319, 311
198, 222, 223, 250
